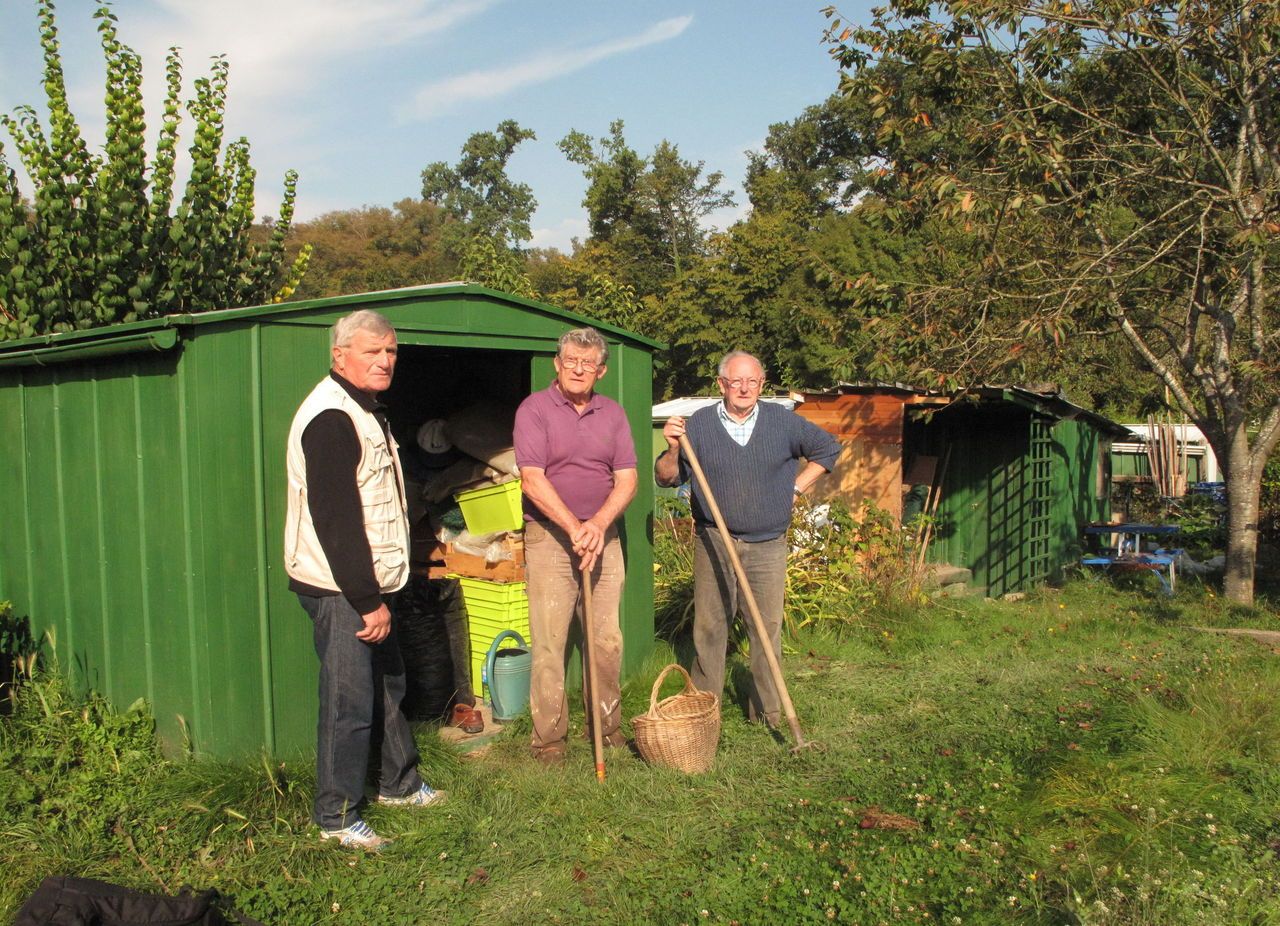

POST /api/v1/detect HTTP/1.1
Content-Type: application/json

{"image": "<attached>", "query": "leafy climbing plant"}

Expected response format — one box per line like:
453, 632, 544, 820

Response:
0, 1, 310, 340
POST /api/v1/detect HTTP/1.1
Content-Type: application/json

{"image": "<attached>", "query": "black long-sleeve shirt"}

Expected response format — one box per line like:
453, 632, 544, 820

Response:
287, 372, 392, 613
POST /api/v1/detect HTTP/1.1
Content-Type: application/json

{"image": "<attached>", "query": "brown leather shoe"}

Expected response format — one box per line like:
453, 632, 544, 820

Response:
449, 703, 484, 734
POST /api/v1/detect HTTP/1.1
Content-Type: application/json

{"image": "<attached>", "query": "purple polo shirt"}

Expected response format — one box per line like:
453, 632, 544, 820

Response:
514, 383, 637, 521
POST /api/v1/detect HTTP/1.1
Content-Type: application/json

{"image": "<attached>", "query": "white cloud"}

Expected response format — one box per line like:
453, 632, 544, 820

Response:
702, 200, 751, 235
401, 15, 693, 121
138, 0, 497, 97
27, 0, 498, 218
529, 214, 590, 254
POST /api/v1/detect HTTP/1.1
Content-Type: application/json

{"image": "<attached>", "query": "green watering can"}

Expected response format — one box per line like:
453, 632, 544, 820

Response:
483, 629, 531, 722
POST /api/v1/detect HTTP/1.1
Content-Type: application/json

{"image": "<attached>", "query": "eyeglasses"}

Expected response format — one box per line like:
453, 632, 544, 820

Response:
559, 357, 600, 373
721, 377, 764, 390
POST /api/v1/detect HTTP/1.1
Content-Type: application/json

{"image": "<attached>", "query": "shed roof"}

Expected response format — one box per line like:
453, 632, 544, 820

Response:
0, 282, 663, 369
798, 382, 1130, 439
652, 395, 796, 418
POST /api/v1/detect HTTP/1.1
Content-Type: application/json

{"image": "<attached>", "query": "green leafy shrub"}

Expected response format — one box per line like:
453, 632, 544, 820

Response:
0, 0, 309, 339
1172, 492, 1227, 560
652, 507, 696, 639
0, 601, 36, 714
0, 661, 165, 911
653, 498, 927, 642
0, 600, 35, 660
786, 498, 926, 632
1261, 454, 1280, 544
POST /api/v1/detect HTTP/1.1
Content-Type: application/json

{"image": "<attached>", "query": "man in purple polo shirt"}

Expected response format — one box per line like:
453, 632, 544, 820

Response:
514, 326, 637, 765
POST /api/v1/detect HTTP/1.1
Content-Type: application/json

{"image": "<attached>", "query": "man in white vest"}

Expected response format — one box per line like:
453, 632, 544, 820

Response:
285, 309, 443, 851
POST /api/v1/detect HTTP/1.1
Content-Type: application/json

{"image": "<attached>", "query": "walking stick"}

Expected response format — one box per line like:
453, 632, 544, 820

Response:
678, 434, 810, 752
581, 566, 606, 782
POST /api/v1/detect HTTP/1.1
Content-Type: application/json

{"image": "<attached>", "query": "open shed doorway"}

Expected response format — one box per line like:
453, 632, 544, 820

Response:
382, 344, 536, 445
377, 344, 545, 722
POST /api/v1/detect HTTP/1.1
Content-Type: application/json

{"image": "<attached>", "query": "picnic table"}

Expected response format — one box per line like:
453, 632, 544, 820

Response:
1081, 523, 1183, 595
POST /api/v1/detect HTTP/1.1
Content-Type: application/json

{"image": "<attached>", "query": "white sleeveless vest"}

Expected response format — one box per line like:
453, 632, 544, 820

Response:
284, 377, 410, 595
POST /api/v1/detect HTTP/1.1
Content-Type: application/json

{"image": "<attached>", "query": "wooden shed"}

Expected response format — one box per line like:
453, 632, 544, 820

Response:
0, 283, 660, 758
796, 384, 1129, 596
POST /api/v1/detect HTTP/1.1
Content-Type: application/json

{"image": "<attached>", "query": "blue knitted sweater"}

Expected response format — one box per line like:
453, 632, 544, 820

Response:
679, 402, 840, 541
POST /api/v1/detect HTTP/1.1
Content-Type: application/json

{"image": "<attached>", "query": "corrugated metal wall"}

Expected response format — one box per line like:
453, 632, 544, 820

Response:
0, 347, 228, 752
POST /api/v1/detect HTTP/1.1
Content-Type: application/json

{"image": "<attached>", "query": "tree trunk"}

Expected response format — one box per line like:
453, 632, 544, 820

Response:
1221, 434, 1262, 606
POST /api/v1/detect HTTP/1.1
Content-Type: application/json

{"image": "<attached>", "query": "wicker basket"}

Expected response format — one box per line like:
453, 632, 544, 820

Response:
631, 664, 720, 773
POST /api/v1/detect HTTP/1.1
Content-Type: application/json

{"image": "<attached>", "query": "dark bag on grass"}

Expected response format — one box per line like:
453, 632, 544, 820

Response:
15, 875, 263, 926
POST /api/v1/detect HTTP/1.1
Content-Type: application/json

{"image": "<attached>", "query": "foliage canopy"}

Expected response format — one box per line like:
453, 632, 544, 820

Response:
0, 0, 309, 340
824, 0, 1280, 603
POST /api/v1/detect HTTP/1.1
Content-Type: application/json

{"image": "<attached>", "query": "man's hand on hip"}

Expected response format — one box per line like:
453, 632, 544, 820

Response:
356, 603, 392, 644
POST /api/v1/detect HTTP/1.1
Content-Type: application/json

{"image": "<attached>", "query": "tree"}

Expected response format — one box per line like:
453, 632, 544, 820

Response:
458, 234, 535, 299
825, 0, 1280, 603
643, 140, 736, 277
420, 120, 537, 254
744, 94, 870, 219
0, 0, 308, 339
559, 120, 647, 244
288, 199, 455, 300
559, 120, 735, 291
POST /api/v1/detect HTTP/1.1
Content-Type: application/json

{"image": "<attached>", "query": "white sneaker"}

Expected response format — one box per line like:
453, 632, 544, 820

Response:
378, 783, 446, 807
320, 818, 389, 850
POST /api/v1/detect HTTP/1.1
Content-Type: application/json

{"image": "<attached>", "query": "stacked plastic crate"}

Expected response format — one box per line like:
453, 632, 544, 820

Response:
451, 480, 528, 699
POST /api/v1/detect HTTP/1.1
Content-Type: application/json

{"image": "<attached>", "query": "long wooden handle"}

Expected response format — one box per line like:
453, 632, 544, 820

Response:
679, 434, 807, 749
581, 567, 606, 782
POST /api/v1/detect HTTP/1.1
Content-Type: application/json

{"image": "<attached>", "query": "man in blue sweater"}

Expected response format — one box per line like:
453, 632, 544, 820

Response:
655, 351, 840, 726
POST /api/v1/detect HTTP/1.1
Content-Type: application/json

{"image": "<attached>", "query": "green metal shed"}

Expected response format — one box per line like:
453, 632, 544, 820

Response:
904, 388, 1128, 596
0, 283, 660, 758
796, 384, 1127, 598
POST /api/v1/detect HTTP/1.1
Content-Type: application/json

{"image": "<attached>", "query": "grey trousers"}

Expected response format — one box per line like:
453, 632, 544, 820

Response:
691, 526, 787, 726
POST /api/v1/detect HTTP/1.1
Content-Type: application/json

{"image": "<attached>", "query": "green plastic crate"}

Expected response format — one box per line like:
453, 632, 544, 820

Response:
455, 479, 524, 534
460, 578, 529, 697
457, 577, 526, 604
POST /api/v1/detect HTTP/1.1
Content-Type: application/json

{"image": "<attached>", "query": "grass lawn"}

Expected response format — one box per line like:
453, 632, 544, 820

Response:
3, 577, 1280, 925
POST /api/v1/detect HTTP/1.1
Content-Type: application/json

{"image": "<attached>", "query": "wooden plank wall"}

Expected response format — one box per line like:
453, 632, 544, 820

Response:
794, 394, 906, 519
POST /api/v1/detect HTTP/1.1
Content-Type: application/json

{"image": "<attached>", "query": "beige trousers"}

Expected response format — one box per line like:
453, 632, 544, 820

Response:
524, 520, 625, 754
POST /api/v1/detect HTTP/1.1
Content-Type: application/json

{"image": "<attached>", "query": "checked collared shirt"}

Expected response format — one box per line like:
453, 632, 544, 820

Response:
716, 400, 760, 446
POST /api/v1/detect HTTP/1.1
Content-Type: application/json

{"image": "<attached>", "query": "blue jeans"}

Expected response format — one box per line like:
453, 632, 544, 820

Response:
299, 593, 422, 829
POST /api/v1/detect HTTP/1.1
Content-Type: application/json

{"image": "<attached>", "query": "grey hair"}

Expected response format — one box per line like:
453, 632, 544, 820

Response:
558, 327, 609, 366
717, 350, 765, 379
331, 310, 394, 350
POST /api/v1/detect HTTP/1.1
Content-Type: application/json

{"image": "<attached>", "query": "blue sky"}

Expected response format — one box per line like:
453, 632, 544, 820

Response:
0, 1, 868, 252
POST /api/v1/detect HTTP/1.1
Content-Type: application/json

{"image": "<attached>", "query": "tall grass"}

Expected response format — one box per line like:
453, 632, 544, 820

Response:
4, 575, 1280, 922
